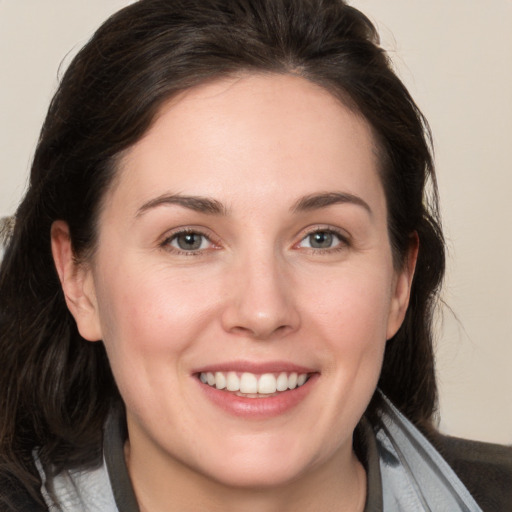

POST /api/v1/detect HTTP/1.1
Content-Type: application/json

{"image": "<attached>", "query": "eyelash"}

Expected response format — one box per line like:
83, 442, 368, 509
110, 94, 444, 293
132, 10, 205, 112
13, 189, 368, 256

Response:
160, 226, 350, 255
160, 228, 218, 256
295, 226, 350, 254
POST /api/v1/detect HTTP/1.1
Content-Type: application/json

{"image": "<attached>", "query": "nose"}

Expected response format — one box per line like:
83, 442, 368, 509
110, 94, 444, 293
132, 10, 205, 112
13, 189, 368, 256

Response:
221, 252, 300, 340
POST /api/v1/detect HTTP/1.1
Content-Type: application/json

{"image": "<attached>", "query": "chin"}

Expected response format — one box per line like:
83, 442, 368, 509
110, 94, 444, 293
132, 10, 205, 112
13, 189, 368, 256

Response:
200, 457, 310, 490
186, 435, 329, 490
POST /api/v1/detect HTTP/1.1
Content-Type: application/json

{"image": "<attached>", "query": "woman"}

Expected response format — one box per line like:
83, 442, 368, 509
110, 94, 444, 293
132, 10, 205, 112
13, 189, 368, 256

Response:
0, 0, 510, 510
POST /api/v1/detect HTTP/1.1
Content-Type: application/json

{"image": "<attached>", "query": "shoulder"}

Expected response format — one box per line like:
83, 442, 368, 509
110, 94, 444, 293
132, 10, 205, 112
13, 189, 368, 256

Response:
425, 429, 512, 512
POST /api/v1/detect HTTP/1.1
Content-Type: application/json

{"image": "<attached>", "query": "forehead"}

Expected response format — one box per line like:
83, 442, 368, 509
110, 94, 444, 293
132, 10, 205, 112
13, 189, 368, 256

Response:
107, 73, 384, 217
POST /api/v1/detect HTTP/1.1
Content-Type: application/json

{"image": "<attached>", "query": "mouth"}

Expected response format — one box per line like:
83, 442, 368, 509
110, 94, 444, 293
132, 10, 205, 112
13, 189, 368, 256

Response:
194, 362, 318, 417
198, 371, 311, 398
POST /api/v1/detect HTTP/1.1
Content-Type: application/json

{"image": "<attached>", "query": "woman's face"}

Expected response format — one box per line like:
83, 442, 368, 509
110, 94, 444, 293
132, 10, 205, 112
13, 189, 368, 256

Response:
65, 74, 414, 489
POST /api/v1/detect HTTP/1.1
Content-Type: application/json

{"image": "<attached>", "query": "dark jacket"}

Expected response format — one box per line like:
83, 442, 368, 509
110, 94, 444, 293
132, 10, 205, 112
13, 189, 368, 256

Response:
426, 430, 512, 511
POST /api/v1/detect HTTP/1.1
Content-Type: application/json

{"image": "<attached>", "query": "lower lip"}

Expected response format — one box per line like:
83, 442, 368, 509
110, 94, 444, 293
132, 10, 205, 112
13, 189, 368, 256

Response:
196, 374, 319, 419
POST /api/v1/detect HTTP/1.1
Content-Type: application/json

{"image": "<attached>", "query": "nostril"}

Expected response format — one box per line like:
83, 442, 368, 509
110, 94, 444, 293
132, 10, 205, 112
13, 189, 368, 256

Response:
228, 323, 294, 340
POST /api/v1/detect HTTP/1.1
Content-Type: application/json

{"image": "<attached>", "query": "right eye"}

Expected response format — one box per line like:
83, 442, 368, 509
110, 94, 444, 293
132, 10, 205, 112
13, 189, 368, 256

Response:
164, 231, 214, 253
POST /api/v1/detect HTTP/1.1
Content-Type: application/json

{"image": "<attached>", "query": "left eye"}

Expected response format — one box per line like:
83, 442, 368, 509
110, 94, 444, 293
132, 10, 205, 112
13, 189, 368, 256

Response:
298, 230, 343, 250
168, 232, 212, 251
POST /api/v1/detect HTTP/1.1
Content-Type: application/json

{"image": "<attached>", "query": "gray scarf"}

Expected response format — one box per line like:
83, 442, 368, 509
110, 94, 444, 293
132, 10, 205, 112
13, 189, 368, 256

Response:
377, 392, 482, 511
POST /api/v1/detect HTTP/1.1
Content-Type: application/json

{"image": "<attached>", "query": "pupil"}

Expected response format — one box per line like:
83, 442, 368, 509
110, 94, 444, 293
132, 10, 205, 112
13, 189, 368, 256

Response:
178, 233, 201, 250
311, 232, 332, 248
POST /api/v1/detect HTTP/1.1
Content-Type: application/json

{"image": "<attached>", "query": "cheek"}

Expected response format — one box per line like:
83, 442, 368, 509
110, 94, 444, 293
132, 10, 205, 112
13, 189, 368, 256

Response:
93, 261, 221, 385
302, 264, 393, 396
306, 265, 394, 341
291, 267, 392, 451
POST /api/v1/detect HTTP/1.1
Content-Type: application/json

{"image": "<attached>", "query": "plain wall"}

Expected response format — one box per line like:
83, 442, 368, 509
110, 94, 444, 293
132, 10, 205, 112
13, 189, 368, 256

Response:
1, 0, 511, 444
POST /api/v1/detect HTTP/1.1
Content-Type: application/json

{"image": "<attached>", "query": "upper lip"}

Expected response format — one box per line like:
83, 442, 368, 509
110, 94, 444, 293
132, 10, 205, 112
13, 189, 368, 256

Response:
192, 360, 318, 375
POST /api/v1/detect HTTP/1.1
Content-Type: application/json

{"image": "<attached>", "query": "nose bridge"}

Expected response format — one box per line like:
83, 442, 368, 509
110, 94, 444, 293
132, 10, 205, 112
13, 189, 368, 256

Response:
221, 243, 299, 339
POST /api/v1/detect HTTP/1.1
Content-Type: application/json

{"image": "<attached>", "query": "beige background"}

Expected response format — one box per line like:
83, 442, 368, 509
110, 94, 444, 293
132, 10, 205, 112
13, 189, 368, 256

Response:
1, 1, 511, 444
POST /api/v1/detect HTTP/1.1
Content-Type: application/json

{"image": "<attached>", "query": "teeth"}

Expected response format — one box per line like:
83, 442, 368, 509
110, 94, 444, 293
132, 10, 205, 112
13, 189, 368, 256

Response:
240, 373, 258, 393
258, 373, 277, 394
226, 371, 240, 391
199, 370, 310, 394
276, 372, 288, 391
215, 371, 226, 390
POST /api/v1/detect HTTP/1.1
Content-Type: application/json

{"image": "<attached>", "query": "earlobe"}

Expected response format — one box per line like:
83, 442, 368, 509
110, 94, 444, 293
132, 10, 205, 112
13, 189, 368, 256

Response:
386, 233, 419, 340
51, 220, 103, 342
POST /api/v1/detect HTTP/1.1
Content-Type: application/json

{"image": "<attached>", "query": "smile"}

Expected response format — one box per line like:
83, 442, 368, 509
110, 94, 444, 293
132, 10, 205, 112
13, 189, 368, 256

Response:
199, 371, 309, 397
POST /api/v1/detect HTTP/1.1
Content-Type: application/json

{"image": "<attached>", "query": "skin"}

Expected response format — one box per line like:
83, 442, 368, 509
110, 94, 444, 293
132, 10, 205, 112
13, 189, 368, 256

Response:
52, 73, 416, 512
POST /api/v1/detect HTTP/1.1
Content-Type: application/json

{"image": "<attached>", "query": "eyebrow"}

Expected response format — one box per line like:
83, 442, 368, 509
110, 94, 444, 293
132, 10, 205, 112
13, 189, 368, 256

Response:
136, 193, 228, 217
135, 191, 371, 218
291, 192, 372, 216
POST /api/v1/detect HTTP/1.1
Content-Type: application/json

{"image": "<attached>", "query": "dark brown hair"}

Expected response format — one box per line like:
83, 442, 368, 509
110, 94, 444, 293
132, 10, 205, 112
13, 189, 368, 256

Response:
0, 0, 444, 507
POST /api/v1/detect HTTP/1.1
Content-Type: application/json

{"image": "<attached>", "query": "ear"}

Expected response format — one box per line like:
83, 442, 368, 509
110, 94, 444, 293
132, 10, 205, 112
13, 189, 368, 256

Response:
386, 233, 419, 340
51, 220, 103, 342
